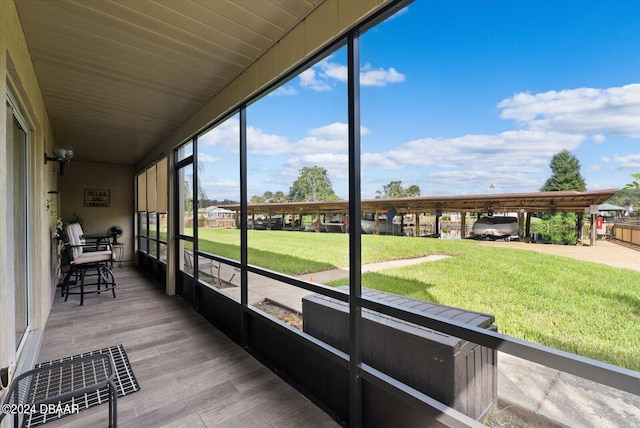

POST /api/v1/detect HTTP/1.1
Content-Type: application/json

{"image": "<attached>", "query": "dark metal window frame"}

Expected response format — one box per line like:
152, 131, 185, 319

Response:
174, 141, 196, 276
136, 166, 168, 263
163, 1, 640, 425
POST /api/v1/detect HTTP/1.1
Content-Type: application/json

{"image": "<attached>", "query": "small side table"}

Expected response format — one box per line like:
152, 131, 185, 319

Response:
112, 243, 124, 268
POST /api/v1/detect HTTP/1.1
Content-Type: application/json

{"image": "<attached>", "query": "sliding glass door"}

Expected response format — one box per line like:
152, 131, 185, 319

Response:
7, 100, 29, 350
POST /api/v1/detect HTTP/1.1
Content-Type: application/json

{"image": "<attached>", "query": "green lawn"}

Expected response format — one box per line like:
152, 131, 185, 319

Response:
195, 228, 640, 371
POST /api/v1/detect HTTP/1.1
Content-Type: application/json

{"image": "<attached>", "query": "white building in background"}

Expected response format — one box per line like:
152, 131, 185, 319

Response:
205, 206, 236, 228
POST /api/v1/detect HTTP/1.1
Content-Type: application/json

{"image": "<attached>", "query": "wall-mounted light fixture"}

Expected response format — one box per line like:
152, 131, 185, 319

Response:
44, 145, 75, 176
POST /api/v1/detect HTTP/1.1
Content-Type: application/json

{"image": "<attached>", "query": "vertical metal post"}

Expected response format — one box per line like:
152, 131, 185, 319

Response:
239, 106, 249, 347
192, 137, 199, 277
577, 213, 583, 240
348, 32, 363, 428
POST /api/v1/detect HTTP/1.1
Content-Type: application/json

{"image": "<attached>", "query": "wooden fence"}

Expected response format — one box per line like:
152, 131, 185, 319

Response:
612, 222, 640, 248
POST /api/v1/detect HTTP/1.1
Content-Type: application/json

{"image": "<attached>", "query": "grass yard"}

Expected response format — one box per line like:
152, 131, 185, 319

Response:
195, 228, 640, 371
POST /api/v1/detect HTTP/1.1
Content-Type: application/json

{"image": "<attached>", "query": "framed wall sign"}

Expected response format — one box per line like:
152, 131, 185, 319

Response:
84, 189, 110, 207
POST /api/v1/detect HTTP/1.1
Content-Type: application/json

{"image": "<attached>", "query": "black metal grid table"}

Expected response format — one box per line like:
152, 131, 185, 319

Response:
0, 354, 117, 427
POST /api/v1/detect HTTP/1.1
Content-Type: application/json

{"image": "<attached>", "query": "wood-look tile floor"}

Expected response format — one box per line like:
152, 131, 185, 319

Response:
37, 267, 340, 428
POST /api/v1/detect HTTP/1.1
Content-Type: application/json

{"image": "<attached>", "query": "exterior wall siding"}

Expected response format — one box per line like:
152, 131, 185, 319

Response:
1, 0, 59, 381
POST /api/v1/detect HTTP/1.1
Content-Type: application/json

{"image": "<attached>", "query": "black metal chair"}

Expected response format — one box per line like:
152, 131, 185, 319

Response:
61, 224, 116, 305
0, 354, 118, 427
183, 249, 218, 279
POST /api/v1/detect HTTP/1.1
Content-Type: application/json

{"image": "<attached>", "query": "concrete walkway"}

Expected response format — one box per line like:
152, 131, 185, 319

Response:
223, 255, 450, 312
220, 241, 640, 427
496, 353, 640, 427
477, 239, 640, 272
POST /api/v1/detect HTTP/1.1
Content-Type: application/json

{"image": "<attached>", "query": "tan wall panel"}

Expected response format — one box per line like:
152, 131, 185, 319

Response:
338, 0, 385, 33
278, 25, 305, 76
225, 77, 242, 109
58, 161, 135, 264
305, 1, 336, 57
256, 48, 279, 90
237, 64, 258, 102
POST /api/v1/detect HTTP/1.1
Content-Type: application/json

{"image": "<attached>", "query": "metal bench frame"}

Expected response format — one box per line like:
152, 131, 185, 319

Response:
0, 353, 117, 427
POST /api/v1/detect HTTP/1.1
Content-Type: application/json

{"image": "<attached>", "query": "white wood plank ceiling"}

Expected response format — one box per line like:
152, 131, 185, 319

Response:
15, 0, 322, 165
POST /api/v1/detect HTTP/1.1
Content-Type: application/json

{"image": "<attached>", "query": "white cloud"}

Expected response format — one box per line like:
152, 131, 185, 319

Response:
309, 122, 349, 139
299, 67, 333, 91
593, 134, 606, 144
283, 153, 349, 183
362, 152, 400, 170
290, 136, 346, 155
358, 130, 588, 195
613, 154, 640, 169
299, 57, 406, 91
198, 153, 222, 163
200, 178, 238, 189
271, 85, 298, 96
423, 170, 541, 195
246, 122, 371, 157
498, 84, 640, 137
364, 130, 584, 172
321, 61, 348, 83
247, 126, 290, 155
242, 121, 587, 195
198, 119, 239, 153
361, 63, 406, 86
199, 179, 240, 201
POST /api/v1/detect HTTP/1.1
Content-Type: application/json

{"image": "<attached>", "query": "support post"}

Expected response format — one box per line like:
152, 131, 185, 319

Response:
518, 211, 525, 240
347, 31, 363, 428
577, 213, 583, 241
239, 106, 249, 348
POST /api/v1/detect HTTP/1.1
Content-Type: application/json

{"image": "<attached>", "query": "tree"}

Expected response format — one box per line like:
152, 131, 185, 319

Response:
376, 180, 421, 198
288, 166, 339, 202
249, 190, 288, 204
272, 191, 288, 202
538, 150, 586, 243
624, 173, 640, 189
607, 174, 640, 212
540, 150, 586, 192
606, 187, 640, 210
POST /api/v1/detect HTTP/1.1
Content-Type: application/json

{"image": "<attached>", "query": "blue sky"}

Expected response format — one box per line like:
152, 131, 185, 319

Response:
198, 0, 640, 202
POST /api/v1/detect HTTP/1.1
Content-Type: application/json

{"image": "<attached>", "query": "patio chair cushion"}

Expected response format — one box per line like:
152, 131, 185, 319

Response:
66, 224, 84, 258
71, 250, 113, 265
70, 222, 85, 243
65, 224, 112, 262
